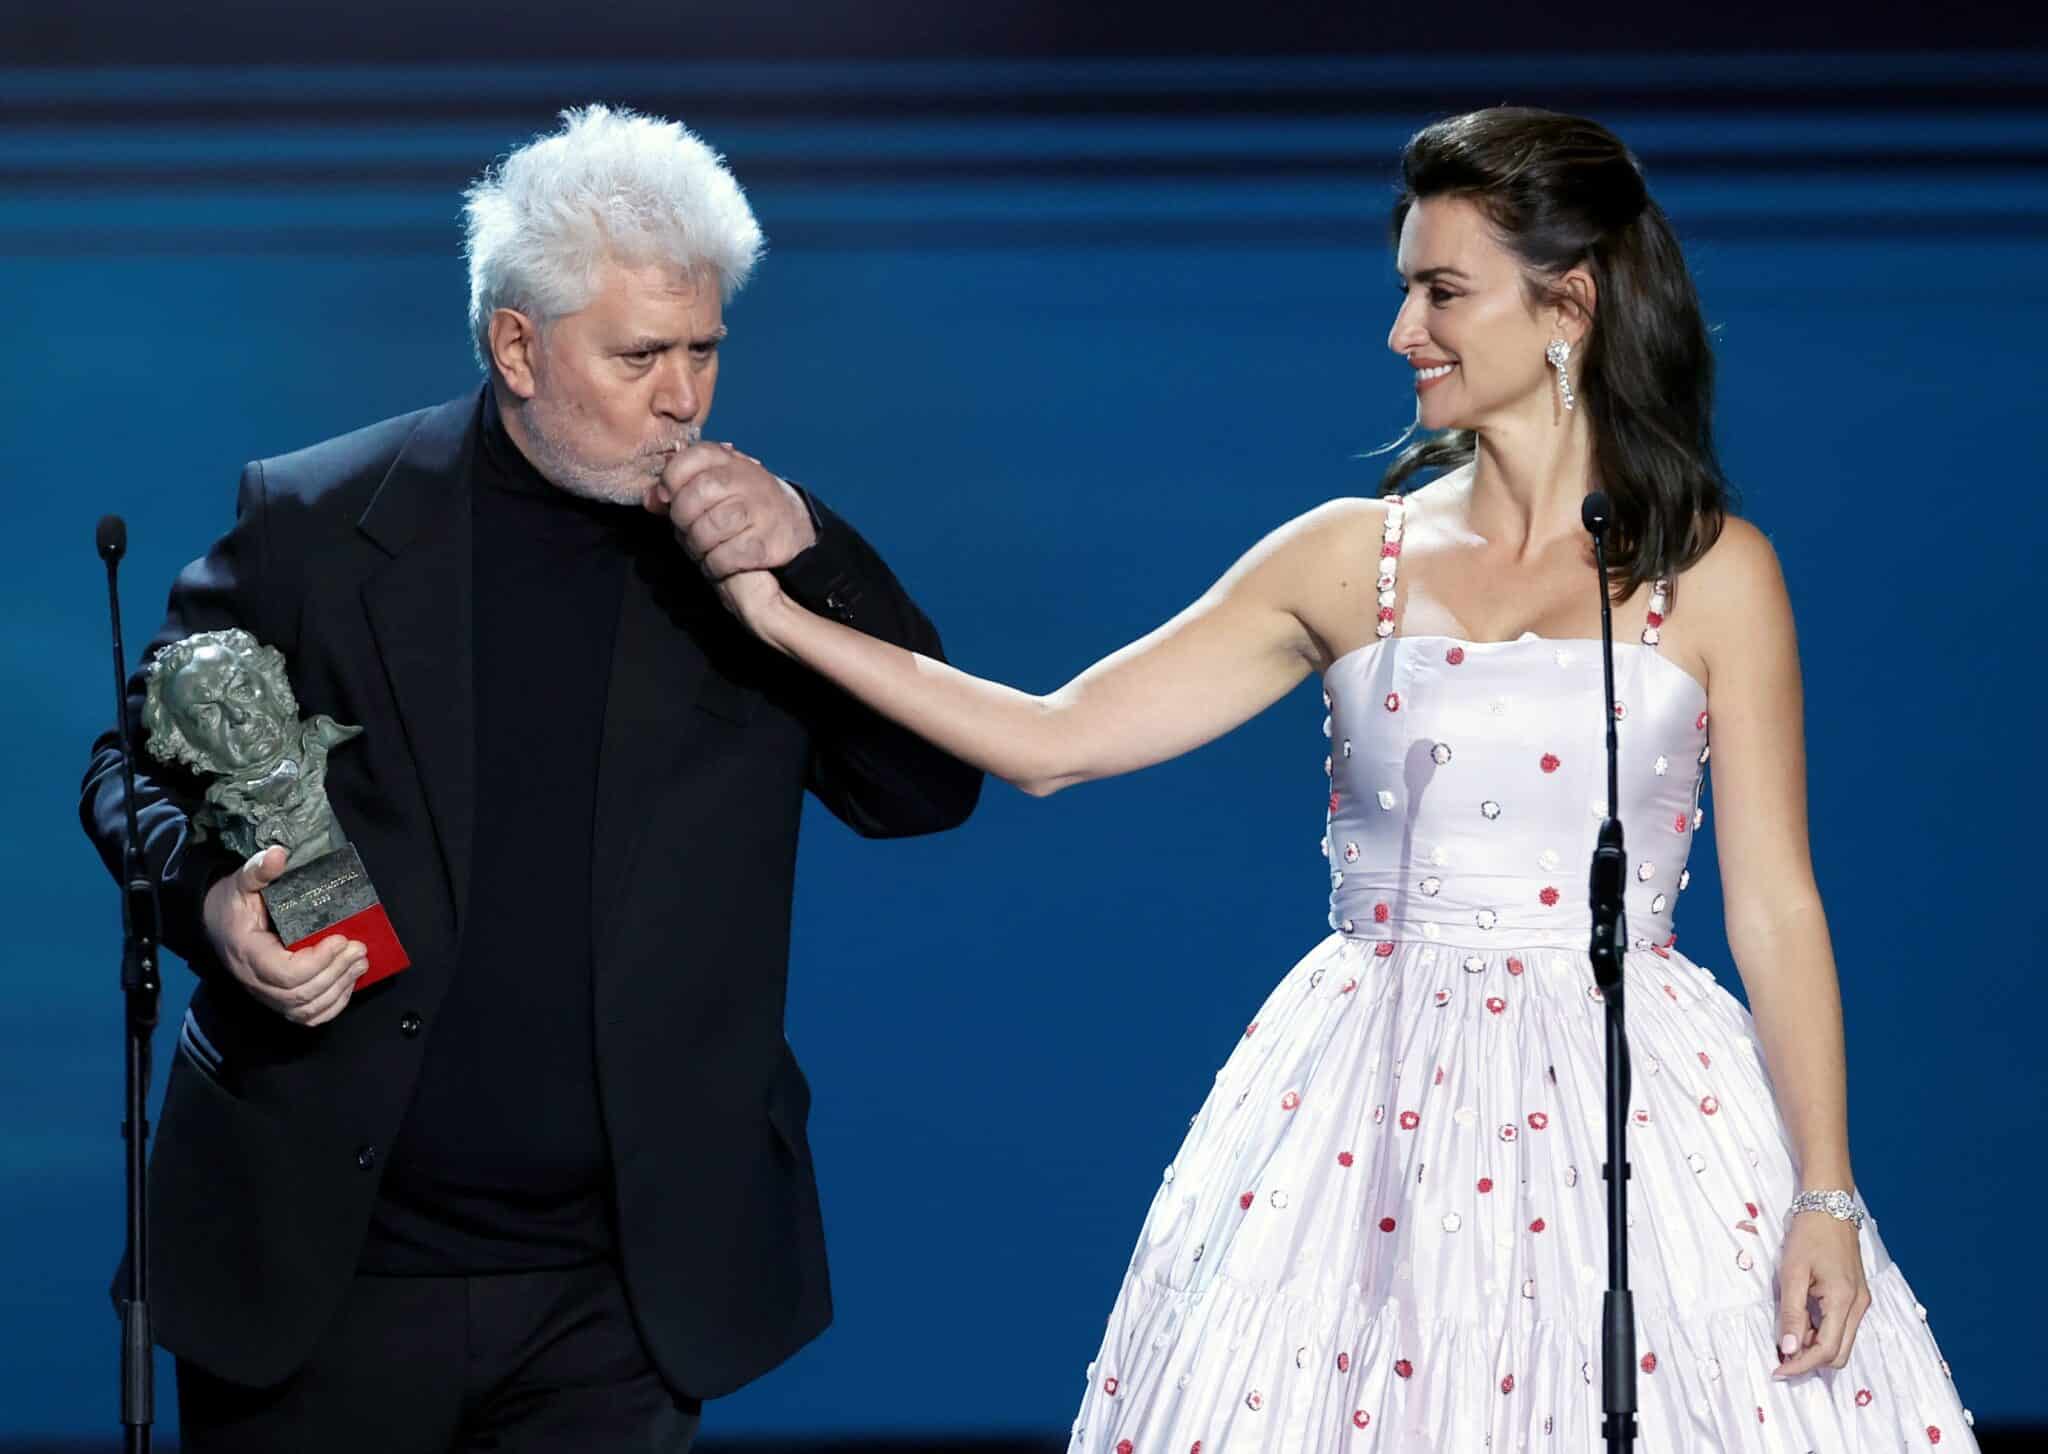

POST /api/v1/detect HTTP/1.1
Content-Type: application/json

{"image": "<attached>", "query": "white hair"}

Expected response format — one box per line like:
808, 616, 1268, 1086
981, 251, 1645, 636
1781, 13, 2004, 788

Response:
462, 104, 765, 372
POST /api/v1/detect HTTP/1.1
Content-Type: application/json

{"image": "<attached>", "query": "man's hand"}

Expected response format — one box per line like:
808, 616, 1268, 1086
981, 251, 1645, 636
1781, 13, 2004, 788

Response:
645, 441, 816, 580
202, 846, 367, 1026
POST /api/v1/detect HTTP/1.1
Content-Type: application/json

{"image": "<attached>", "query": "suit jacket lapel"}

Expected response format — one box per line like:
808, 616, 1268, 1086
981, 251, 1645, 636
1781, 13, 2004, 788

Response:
357, 393, 480, 939
591, 530, 768, 959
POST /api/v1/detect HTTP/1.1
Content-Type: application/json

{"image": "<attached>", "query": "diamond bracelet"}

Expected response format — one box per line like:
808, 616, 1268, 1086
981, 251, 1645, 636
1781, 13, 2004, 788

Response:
1787, 1188, 1865, 1228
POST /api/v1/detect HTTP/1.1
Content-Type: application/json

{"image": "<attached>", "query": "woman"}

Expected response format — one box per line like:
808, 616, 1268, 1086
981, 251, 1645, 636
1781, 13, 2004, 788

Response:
668, 108, 1975, 1451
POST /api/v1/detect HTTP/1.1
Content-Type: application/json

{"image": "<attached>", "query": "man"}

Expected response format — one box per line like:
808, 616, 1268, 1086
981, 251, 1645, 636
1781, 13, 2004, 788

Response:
79, 104, 980, 1452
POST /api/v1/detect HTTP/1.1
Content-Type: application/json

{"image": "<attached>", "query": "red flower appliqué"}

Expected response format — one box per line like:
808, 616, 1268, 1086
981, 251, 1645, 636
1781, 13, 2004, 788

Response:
1381, 541, 1402, 559
1373, 902, 1390, 922
1641, 1353, 1657, 1373
1856, 1389, 1873, 1408
1500, 1374, 1516, 1395
1699, 1095, 1720, 1116
1337, 1352, 1351, 1372
1245, 1021, 1259, 1037
1375, 941, 1396, 958
1239, 1193, 1255, 1210
1506, 956, 1525, 976
1385, 692, 1401, 712
1337, 1151, 1354, 1167
1527, 1111, 1550, 1130
1281, 1091, 1301, 1111
1446, 646, 1465, 665
1394, 1359, 1413, 1378
1329, 792, 1342, 814
1539, 886, 1561, 907
1674, 813, 1690, 834
1929, 1427, 1943, 1445
1398, 1110, 1420, 1130
1104, 1376, 1120, 1395
1477, 1176, 1494, 1193
1379, 1216, 1397, 1233
1486, 996, 1507, 1015
1540, 753, 1561, 773
1530, 1217, 1547, 1233
1698, 1051, 1711, 1069
1696, 710, 1709, 732
1117, 1442, 1133, 1454
1353, 1409, 1371, 1429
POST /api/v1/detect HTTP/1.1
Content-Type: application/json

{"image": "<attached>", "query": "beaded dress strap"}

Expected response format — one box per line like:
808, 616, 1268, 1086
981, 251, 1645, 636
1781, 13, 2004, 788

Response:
1374, 496, 1407, 639
1641, 577, 1671, 648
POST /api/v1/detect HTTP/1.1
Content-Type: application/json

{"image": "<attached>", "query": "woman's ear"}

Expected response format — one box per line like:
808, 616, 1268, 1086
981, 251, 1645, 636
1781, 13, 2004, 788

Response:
1556, 267, 1598, 345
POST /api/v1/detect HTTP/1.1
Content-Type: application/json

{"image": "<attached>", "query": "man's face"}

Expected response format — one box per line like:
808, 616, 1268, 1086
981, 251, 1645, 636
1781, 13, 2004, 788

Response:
512, 258, 726, 505
165, 643, 289, 773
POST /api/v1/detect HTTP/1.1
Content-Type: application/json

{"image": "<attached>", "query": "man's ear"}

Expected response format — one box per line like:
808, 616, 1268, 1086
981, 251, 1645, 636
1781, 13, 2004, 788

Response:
488, 308, 543, 399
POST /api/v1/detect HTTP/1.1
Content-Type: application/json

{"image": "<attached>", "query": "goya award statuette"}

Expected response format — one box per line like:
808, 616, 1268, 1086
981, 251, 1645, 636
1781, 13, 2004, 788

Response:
142, 627, 409, 986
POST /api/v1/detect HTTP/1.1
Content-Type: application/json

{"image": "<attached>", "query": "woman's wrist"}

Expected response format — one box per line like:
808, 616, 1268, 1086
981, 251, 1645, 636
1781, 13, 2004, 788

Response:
758, 583, 809, 657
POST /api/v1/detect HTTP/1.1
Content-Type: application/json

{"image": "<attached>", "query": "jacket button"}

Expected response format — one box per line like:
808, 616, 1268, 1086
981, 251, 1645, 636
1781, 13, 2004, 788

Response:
399, 1012, 422, 1038
355, 1145, 377, 1171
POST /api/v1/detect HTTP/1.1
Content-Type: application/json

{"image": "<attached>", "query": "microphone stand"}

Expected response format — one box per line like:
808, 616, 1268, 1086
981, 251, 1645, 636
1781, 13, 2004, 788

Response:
99, 515, 159, 1454
1581, 493, 1637, 1454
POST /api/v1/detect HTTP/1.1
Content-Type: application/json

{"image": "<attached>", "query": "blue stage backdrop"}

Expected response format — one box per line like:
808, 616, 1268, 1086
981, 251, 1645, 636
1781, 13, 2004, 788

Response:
3, 56, 2040, 1441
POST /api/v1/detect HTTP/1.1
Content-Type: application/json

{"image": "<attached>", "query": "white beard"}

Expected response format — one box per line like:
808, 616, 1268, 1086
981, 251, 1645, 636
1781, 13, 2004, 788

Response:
519, 395, 701, 506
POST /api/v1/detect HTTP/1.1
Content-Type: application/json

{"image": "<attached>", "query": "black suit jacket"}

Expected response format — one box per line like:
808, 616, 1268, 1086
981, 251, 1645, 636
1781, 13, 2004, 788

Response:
79, 392, 981, 1397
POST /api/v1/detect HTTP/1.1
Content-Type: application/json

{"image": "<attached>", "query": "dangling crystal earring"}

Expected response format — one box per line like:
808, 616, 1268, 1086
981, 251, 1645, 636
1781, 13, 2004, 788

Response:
1545, 338, 1576, 412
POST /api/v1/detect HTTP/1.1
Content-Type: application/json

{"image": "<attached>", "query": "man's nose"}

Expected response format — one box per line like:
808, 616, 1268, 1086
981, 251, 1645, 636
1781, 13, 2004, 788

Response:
652, 356, 698, 423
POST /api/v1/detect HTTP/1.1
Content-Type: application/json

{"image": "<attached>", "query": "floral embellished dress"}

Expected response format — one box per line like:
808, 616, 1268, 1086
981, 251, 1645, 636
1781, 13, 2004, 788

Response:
1066, 497, 1976, 1453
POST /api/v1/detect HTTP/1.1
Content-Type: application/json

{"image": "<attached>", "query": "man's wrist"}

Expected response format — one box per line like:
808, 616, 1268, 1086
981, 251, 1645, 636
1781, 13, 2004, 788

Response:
773, 483, 862, 626
781, 477, 821, 555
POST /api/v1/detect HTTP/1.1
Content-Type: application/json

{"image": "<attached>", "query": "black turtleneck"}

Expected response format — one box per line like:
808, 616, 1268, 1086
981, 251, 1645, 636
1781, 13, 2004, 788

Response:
361, 393, 635, 1273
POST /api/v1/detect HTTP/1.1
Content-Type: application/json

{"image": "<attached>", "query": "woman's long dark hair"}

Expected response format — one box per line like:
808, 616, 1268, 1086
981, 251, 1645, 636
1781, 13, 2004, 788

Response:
1380, 107, 1732, 599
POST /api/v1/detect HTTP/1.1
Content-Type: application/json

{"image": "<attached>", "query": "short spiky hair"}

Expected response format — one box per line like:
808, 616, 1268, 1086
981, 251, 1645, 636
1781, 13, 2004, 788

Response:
462, 104, 766, 372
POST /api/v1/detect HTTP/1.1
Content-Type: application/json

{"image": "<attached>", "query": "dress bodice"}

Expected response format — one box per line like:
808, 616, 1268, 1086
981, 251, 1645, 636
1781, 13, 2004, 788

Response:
1322, 497, 1710, 953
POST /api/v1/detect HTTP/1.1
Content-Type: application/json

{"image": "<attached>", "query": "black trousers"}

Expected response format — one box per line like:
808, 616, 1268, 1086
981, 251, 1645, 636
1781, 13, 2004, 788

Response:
176, 1262, 701, 1453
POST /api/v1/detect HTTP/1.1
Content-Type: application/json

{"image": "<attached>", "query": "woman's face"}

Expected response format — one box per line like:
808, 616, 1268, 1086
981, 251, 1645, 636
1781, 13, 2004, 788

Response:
1386, 195, 1563, 434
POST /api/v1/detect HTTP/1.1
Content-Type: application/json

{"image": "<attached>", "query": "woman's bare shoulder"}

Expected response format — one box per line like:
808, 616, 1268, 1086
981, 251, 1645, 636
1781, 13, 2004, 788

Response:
1677, 514, 1787, 610
1673, 514, 1798, 679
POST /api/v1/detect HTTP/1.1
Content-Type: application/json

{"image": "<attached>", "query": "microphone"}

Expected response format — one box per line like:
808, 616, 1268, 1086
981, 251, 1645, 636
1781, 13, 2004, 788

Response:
1582, 491, 1625, 987
96, 513, 162, 1447
1581, 488, 1639, 1454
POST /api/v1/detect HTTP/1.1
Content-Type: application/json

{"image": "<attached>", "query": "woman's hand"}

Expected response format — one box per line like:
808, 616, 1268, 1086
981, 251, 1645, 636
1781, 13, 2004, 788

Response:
715, 568, 790, 645
1772, 1210, 1871, 1377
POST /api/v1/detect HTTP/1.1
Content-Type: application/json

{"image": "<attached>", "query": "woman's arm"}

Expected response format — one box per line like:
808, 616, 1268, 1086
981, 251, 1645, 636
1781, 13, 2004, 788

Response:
1688, 516, 1869, 1375
737, 501, 1374, 797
